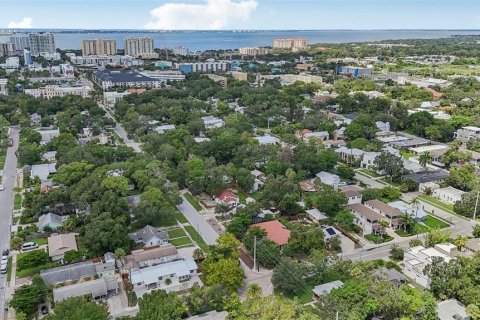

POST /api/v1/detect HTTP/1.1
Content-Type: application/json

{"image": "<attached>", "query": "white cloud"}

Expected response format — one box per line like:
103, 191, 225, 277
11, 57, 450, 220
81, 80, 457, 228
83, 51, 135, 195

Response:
145, 0, 258, 30
7, 17, 33, 29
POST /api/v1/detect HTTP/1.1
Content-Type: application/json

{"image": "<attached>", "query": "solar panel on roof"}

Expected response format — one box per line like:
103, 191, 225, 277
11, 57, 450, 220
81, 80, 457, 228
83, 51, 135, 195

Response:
326, 228, 336, 236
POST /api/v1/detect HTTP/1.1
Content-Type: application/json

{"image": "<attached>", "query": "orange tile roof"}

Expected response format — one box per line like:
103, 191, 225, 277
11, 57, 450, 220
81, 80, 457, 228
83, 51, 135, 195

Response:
250, 220, 291, 246
126, 88, 147, 94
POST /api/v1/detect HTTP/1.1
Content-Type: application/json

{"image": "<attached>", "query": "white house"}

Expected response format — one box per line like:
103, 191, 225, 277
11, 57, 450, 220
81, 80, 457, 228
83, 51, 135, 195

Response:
202, 116, 225, 129
30, 163, 57, 181
403, 245, 453, 288
154, 124, 176, 134
315, 171, 343, 188
254, 135, 280, 146
361, 152, 380, 170
35, 128, 60, 144
303, 131, 329, 141
454, 126, 480, 143
335, 147, 365, 163
338, 185, 363, 204
131, 259, 201, 298
375, 121, 390, 132
41, 151, 57, 162
128, 225, 169, 248
305, 208, 328, 223
432, 186, 465, 205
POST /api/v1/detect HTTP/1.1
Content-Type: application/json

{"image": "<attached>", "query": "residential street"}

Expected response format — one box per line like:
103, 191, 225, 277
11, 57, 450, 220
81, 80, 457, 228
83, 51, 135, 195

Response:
354, 172, 385, 189
177, 195, 219, 246
98, 102, 142, 153
0, 127, 19, 320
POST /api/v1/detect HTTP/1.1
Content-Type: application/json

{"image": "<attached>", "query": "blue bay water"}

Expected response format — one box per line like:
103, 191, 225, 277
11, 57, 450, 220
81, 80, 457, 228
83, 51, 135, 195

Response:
35, 30, 480, 51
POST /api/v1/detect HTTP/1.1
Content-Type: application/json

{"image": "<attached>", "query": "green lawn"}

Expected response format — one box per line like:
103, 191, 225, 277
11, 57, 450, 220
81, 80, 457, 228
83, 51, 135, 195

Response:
238, 192, 248, 204
359, 169, 381, 178
184, 193, 203, 211
168, 228, 187, 239
414, 223, 430, 234
418, 195, 455, 213
395, 229, 411, 237
175, 211, 188, 224
400, 149, 414, 159
379, 177, 401, 187
365, 234, 393, 244
27, 237, 48, 246
7, 257, 12, 282
14, 194, 22, 210
184, 225, 210, 252
424, 215, 450, 229
170, 237, 192, 247
16, 262, 58, 278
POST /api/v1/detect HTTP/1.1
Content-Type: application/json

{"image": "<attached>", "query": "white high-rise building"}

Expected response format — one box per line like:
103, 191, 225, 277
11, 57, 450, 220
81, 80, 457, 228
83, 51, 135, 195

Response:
173, 46, 189, 56
124, 37, 158, 58
29, 33, 56, 56
10, 34, 30, 52
273, 38, 307, 50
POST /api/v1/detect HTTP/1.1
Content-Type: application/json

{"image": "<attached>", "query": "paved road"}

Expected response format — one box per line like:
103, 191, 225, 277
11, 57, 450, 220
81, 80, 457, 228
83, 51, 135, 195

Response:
354, 172, 385, 189
177, 196, 219, 246
98, 103, 142, 153
0, 127, 19, 320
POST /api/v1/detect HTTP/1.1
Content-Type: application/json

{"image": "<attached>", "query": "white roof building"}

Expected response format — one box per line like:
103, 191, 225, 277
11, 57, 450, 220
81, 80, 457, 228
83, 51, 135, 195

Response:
312, 280, 344, 298
254, 135, 280, 145
154, 124, 176, 134
30, 163, 57, 181
201, 116, 225, 129
315, 171, 343, 188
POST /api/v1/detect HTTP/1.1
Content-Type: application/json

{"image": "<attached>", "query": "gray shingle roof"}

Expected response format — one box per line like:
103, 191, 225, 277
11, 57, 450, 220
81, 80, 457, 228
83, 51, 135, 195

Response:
40, 261, 96, 285
94, 70, 157, 83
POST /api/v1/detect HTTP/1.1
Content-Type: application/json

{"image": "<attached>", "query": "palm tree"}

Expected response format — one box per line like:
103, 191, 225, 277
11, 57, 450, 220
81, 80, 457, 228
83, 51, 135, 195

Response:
419, 152, 432, 168
399, 213, 414, 232
454, 235, 469, 252
378, 219, 390, 239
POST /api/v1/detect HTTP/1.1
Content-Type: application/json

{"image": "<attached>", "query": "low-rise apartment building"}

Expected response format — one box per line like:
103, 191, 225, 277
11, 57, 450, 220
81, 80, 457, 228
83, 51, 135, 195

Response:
364, 199, 403, 229
93, 70, 160, 90
454, 126, 480, 143
25, 85, 92, 99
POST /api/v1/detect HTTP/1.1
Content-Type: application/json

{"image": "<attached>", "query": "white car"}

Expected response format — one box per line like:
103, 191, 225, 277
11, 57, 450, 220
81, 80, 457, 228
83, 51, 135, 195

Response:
1, 256, 7, 265
0, 184, 5, 191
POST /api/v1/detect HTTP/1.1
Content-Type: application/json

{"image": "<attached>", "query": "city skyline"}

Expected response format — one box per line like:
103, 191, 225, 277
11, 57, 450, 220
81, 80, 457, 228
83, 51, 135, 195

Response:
2, 0, 480, 30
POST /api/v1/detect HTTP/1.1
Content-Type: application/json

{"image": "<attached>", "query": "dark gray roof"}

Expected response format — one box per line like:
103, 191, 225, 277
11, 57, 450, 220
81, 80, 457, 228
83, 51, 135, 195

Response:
403, 170, 448, 183
128, 225, 168, 244
40, 261, 96, 285
392, 137, 430, 148
94, 70, 157, 84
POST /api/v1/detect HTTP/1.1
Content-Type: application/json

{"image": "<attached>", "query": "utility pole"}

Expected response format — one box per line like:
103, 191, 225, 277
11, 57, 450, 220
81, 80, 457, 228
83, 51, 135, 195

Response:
253, 235, 257, 272
473, 190, 480, 220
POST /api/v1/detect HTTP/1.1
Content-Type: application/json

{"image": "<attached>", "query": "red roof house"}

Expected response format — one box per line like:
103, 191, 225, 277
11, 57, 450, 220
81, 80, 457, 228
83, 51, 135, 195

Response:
250, 220, 291, 246
299, 129, 313, 137
215, 190, 240, 206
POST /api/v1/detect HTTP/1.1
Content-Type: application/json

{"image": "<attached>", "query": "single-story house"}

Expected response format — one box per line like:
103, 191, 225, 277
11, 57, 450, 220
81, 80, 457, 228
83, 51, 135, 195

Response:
322, 139, 346, 149
129, 225, 169, 248
432, 186, 465, 205
215, 190, 240, 207
312, 280, 344, 300
53, 277, 119, 303
131, 259, 200, 297
346, 203, 384, 235
123, 246, 180, 270
40, 260, 113, 285
305, 208, 328, 224
37, 212, 63, 231
360, 152, 380, 170
388, 201, 427, 221
316, 171, 343, 188
41, 151, 57, 162
254, 135, 280, 146
391, 137, 430, 149
202, 116, 225, 129
402, 170, 448, 184
48, 233, 78, 261
249, 220, 291, 247
154, 124, 176, 134
30, 163, 57, 181
35, 128, 60, 143
303, 131, 329, 141
437, 299, 469, 320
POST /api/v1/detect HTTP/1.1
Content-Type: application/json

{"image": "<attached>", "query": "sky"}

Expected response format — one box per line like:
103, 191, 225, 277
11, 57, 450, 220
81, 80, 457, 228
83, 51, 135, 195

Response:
1, 0, 480, 30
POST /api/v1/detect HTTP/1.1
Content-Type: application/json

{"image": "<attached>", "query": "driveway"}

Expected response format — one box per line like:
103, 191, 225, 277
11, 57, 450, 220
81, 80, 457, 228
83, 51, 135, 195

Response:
0, 127, 20, 320
177, 196, 219, 246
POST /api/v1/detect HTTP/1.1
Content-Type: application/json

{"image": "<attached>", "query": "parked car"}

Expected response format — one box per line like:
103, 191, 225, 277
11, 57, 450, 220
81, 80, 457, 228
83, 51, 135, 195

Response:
1, 256, 7, 266
0, 264, 6, 274
0, 184, 4, 191
21, 242, 39, 251
2, 249, 8, 256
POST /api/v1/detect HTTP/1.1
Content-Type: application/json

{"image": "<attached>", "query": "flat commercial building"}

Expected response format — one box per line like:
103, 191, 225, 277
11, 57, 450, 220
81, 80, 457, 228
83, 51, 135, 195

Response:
93, 69, 160, 90
69, 54, 143, 67
124, 37, 158, 58
0, 78, 8, 95
273, 38, 307, 50
29, 32, 56, 55
139, 70, 186, 83
82, 39, 117, 56
24, 85, 92, 99
338, 66, 374, 78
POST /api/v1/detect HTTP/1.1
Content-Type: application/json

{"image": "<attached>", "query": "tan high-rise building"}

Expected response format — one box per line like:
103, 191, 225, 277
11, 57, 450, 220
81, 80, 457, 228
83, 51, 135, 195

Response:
82, 39, 117, 56
238, 47, 271, 56
124, 37, 157, 58
273, 38, 308, 50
